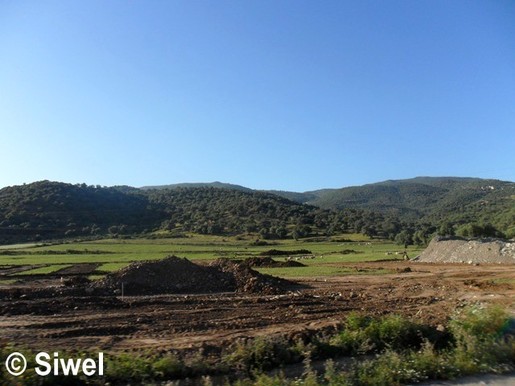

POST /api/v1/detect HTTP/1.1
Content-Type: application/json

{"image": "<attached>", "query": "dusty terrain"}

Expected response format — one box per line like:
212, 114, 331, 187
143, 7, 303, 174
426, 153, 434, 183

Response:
94, 256, 297, 295
416, 236, 515, 264
1, 260, 515, 356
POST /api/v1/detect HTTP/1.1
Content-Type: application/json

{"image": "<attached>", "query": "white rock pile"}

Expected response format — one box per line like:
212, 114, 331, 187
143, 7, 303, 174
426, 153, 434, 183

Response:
414, 236, 515, 264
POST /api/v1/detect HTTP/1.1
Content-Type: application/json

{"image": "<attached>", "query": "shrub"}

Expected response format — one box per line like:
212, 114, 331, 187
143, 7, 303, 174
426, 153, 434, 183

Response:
151, 353, 183, 378
331, 313, 428, 355
223, 336, 303, 373
345, 305, 515, 385
448, 305, 515, 374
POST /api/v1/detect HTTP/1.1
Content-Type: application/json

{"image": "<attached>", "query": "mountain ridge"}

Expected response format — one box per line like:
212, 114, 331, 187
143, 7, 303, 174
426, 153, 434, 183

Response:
139, 176, 514, 197
0, 176, 513, 244
140, 181, 253, 192
138, 176, 514, 238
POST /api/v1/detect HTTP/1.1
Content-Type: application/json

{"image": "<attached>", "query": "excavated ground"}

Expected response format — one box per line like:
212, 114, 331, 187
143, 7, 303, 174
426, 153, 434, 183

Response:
2, 261, 515, 355
94, 256, 299, 295
416, 236, 515, 264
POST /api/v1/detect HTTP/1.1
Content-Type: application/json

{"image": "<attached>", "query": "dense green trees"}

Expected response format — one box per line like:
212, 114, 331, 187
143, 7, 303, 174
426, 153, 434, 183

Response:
455, 223, 505, 238
0, 181, 161, 244
0, 180, 512, 245
275, 177, 514, 238
437, 222, 455, 236
0, 182, 384, 243
146, 187, 387, 239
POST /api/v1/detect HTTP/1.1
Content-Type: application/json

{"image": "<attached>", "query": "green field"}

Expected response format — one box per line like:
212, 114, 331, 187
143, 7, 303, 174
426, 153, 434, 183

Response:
96, 262, 131, 272
0, 234, 423, 279
12, 264, 73, 275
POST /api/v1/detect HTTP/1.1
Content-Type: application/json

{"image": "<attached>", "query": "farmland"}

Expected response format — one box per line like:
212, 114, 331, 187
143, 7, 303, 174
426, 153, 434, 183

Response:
0, 233, 421, 278
1, 234, 515, 384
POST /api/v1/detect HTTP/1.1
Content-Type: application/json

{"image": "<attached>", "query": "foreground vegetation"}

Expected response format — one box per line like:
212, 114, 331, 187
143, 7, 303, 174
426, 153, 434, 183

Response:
2, 305, 514, 385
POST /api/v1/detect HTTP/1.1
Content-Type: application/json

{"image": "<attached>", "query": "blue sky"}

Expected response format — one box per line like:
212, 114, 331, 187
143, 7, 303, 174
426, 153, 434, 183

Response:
1, 1, 514, 191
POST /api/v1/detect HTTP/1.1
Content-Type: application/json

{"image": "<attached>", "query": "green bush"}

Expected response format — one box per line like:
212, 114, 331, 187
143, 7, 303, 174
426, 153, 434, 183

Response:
104, 353, 154, 382
151, 353, 183, 378
331, 313, 428, 355
448, 305, 515, 374
223, 336, 304, 373
345, 305, 515, 385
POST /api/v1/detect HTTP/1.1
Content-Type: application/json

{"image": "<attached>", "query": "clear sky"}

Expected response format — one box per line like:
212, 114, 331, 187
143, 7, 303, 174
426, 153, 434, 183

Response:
1, 1, 514, 192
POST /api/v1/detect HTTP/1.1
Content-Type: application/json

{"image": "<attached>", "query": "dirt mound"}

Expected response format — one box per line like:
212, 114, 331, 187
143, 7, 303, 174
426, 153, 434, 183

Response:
259, 249, 312, 256
244, 256, 306, 268
63, 276, 91, 287
415, 236, 515, 264
210, 258, 296, 295
94, 256, 296, 295
341, 249, 363, 255
95, 256, 234, 295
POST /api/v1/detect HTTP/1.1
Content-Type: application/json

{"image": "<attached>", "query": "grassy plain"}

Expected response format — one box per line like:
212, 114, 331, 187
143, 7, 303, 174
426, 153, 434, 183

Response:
11, 264, 73, 275
0, 233, 423, 279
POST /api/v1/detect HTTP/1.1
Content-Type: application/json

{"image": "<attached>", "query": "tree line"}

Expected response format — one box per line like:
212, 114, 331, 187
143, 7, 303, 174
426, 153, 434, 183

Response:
0, 181, 511, 245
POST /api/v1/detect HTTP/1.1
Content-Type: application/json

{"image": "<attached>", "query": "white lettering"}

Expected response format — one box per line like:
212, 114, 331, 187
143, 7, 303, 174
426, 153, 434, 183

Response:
33, 351, 104, 376
59, 357, 82, 376
81, 358, 96, 376
98, 352, 104, 375
35, 352, 51, 376
53, 352, 59, 376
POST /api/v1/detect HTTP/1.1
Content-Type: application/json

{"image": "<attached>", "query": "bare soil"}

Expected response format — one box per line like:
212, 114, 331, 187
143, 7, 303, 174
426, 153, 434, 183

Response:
2, 260, 515, 356
94, 256, 298, 295
416, 237, 515, 264
242, 256, 306, 268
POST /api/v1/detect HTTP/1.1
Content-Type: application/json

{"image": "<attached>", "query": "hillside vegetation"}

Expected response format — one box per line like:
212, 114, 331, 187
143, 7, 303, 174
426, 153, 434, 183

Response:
0, 181, 162, 243
0, 177, 513, 245
272, 177, 515, 237
0, 181, 390, 244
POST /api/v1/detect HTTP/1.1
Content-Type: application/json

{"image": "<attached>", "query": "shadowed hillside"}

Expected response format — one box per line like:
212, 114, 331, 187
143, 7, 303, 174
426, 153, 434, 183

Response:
0, 181, 386, 244
0, 181, 161, 243
1, 177, 513, 244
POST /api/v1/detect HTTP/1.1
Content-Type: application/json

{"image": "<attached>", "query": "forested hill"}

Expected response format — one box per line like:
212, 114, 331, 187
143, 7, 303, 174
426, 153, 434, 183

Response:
145, 187, 386, 239
141, 181, 252, 192
0, 181, 162, 243
0, 181, 388, 244
272, 177, 515, 234
1, 177, 513, 245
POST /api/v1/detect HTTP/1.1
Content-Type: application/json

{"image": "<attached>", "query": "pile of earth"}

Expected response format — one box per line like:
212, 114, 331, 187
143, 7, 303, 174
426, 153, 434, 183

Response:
414, 236, 515, 264
209, 258, 296, 294
243, 256, 306, 268
94, 256, 296, 295
259, 249, 312, 256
